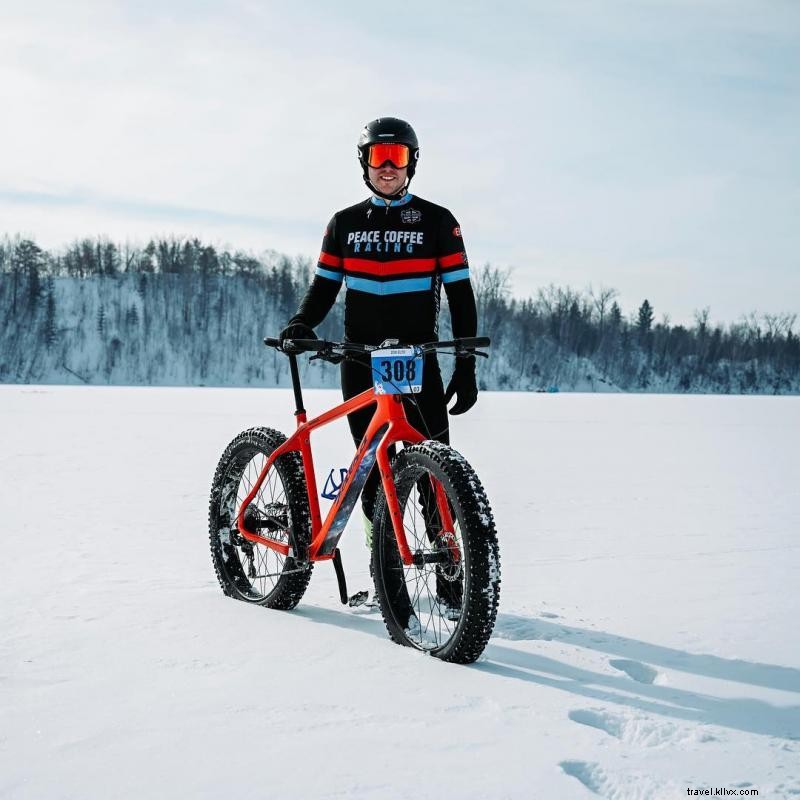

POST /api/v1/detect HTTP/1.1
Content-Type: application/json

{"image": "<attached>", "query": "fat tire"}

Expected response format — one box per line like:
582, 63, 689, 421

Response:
371, 440, 500, 664
208, 426, 312, 610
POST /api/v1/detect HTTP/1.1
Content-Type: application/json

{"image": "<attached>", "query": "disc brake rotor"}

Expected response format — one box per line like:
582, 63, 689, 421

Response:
433, 530, 462, 582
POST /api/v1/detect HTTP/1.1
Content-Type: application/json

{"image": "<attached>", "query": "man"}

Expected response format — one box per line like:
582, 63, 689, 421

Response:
280, 117, 478, 597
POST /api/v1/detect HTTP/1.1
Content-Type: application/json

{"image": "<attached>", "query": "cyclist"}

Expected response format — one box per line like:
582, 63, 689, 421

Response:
280, 117, 479, 610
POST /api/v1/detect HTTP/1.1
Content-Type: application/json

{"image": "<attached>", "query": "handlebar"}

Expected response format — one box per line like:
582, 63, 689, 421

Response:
263, 336, 491, 362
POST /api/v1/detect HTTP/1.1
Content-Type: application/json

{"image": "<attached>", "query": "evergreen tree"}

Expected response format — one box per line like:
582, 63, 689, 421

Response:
44, 276, 57, 350
637, 299, 654, 334
11, 239, 44, 312
608, 301, 622, 329
126, 304, 139, 328
101, 240, 119, 275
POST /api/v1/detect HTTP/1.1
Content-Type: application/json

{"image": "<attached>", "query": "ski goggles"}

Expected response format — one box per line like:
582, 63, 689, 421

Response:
366, 142, 411, 169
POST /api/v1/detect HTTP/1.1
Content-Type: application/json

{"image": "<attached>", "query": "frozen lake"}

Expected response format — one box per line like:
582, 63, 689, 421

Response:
1, 386, 799, 799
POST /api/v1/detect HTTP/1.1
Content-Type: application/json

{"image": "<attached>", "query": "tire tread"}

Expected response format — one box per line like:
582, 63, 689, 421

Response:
372, 440, 500, 664
208, 426, 313, 610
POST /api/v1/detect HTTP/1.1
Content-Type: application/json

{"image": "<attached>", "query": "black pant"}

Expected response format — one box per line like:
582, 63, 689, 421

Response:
341, 353, 449, 521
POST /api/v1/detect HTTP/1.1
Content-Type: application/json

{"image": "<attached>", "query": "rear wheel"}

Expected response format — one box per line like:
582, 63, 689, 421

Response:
371, 441, 500, 663
208, 427, 312, 609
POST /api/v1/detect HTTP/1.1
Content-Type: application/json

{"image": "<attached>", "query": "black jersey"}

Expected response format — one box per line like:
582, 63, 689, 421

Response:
294, 193, 477, 345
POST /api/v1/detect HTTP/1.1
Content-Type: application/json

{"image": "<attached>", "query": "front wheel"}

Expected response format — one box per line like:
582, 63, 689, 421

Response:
208, 426, 313, 609
371, 441, 501, 664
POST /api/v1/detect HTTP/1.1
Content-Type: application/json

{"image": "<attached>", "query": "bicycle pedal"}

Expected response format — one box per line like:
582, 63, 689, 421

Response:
347, 590, 369, 607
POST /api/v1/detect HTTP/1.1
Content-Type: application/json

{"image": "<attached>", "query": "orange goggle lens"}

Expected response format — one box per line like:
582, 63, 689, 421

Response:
367, 143, 410, 169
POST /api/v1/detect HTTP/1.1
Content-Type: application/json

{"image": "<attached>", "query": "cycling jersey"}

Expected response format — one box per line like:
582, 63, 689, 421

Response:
294, 193, 477, 344
289, 191, 477, 527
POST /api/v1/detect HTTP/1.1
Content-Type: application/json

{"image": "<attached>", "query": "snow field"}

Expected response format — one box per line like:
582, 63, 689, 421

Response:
1, 386, 799, 799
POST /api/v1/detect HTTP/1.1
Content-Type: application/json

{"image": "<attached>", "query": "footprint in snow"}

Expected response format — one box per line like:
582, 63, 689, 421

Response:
609, 658, 658, 684
569, 708, 624, 739
568, 708, 715, 748
560, 760, 675, 798
560, 760, 604, 794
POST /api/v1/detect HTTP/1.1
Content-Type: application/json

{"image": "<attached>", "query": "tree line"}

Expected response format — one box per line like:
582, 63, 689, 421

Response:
1, 235, 798, 393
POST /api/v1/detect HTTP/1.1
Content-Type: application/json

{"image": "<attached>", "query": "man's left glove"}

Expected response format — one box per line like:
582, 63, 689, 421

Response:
444, 357, 478, 415
279, 318, 317, 350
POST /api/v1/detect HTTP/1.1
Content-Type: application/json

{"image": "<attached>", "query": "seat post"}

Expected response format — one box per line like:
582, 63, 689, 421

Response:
288, 353, 305, 416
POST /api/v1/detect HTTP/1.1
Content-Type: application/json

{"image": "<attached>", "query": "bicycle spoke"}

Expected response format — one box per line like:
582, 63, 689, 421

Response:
376, 459, 470, 651
221, 451, 292, 600
210, 429, 313, 612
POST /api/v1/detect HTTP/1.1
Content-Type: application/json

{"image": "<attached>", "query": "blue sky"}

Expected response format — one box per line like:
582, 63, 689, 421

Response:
1, 0, 798, 323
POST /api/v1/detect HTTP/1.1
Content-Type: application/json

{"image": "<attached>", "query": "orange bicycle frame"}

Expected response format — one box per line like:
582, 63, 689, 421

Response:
234, 385, 456, 566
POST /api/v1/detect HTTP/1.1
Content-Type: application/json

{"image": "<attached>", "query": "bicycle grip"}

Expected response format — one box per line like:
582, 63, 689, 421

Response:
433, 336, 491, 350
290, 338, 326, 352
459, 336, 490, 349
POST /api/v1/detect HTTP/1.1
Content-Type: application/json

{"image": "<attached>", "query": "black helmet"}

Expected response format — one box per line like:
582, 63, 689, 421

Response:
357, 118, 420, 199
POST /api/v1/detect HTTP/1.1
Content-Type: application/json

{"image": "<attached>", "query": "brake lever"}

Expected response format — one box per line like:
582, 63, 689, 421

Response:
310, 348, 344, 365
454, 347, 489, 359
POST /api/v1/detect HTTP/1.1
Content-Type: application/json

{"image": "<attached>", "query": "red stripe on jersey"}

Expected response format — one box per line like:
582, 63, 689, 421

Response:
319, 251, 343, 268
343, 257, 436, 276
438, 252, 465, 268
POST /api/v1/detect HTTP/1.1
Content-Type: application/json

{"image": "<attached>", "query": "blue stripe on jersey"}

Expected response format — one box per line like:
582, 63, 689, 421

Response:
441, 268, 470, 284
370, 193, 414, 208
316, 267, 344, 283
346, 275, 432, 295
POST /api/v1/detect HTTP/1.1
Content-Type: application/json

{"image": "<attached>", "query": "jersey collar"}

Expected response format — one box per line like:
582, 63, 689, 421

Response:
370, 193, 414, 208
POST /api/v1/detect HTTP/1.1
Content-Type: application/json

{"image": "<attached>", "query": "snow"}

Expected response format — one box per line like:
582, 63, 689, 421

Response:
1, 386, 799, 799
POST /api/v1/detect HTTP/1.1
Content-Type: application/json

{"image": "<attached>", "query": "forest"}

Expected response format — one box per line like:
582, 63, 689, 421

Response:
1, 235, 798, 393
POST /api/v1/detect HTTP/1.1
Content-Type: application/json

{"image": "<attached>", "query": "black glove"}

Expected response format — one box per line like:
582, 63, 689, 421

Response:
279, 318, 317, 350
444, 357, 478, 415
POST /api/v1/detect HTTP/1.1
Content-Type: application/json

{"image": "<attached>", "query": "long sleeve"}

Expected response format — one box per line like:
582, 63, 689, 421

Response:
292, 215, 344, 328
437, 210, 477, 339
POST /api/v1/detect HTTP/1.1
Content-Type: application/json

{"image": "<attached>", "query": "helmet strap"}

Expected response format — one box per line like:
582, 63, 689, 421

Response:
362, 172, 414, 201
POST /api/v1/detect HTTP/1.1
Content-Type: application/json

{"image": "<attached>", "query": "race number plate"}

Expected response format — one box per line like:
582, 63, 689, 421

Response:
371, 347, 423, 395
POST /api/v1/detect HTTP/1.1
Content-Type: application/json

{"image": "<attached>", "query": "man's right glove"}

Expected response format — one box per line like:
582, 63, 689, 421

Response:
279, 318, 317, 350
444, 357, 478, 415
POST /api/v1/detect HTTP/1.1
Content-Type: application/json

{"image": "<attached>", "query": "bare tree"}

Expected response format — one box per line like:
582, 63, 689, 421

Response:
763, 312, 796, 339
472, 264, 512, 341
693, 307, 711, 337
589, 284, 618, 332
